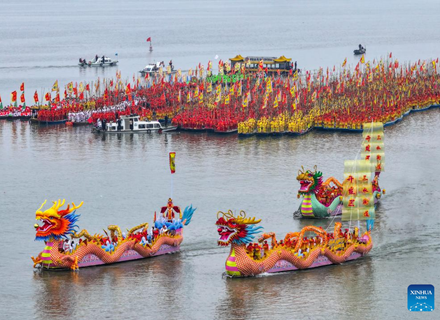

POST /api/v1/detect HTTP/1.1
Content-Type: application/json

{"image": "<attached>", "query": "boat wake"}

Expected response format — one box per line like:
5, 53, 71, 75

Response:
0, 65, 80, 70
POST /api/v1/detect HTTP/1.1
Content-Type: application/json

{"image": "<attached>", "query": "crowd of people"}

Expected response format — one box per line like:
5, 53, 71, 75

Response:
245, 228, 365, 261
7, 56, 439, 134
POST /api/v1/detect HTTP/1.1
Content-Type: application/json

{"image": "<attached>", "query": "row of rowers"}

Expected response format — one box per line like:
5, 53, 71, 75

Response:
58, 199, 183, 253
245, 228, 365, 261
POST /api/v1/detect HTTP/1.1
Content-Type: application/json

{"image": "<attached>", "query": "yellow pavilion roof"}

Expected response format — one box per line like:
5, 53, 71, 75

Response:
273, 55, 292, 62
230, 55, 245, 62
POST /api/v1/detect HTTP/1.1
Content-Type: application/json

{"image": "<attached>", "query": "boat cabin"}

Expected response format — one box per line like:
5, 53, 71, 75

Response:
140, 62, 162, 74
229, 55, 296, 74
105, 114, 162, 132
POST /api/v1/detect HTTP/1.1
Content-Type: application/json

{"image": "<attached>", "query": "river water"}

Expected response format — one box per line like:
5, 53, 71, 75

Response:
1, 109, 439, 319
1, 0, 440, 319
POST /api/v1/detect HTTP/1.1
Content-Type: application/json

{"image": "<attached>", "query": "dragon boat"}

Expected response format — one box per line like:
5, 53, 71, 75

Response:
294, 166, 382, 218
216, 210, 373, 277
217, 139, 382, 277
32, 198, 195, 270
295, 122, 385, 218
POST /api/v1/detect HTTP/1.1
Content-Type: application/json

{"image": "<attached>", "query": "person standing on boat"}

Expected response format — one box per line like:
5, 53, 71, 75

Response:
101, 55, 105, 64
95, 54, 99, 62
164, 115, 169, 127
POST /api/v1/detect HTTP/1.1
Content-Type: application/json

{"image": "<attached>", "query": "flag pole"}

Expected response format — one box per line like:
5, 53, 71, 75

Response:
170, 171, 173, 199
169, 152, 176, 199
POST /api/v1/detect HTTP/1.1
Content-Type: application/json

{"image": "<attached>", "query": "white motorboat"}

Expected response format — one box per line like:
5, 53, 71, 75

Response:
139, 62, 177, 75
139, 62, 161, 75
92, 114, 177, 133
79, 56, 118, 67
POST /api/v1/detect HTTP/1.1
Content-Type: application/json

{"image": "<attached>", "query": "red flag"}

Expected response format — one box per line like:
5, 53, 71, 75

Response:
45, 92, 51, 101
147, 37, 151, 42
79, 91, 84, 100
11, 91, 17, 102
34, 91, 39, 103
20, 82, 25, 92
20, 93, 25, 103
389, 52, 392, 59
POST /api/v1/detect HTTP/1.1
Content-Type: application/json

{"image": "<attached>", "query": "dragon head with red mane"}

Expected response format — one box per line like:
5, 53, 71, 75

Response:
216, 210, 263, 246
34, 199, 83, 241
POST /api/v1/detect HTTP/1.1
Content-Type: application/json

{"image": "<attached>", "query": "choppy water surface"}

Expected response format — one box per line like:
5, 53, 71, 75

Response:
1, 109, 439, 319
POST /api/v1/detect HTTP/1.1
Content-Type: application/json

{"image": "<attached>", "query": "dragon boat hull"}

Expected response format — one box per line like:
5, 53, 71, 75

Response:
223, 235, 373, 278
43, 243, 181, 270
296, 194, 380, 219
266, 251, 363, 274
77, 244, 180, 268
36, 229, 185, 271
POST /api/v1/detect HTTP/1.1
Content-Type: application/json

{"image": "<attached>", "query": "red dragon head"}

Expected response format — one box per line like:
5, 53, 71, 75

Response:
34, 199, 83, 241
216, 210, 263, 246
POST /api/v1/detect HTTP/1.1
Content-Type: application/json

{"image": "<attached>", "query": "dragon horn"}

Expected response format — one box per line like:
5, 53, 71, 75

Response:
36, 200, 47, 213
235, 210, 262, 224
51, 199, 66, 212
71, 201, 84, 211
314, 165, 318, 173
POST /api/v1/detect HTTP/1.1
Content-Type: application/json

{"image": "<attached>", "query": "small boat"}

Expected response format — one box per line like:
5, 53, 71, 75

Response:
92, 114, 177, 133
139, 62, 177, 76
32, 198, 196, 270
354, 46, 366, 55
30, 118, 67, 125
79, 56, 118, 67
295, 122, 384, 218
213, 128, 238, 134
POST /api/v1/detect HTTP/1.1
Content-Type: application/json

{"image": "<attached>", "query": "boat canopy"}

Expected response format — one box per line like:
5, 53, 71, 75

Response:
230, 55, 245, 62
274, 55, 292, 63
230, 56, 291, 64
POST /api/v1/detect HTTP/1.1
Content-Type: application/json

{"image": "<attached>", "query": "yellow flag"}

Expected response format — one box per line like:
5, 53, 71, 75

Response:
169, 152, 176, 174
52, 80, 58, 92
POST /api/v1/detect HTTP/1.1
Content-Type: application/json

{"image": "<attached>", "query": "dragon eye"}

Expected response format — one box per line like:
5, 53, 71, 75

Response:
49, 217, 54, 220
